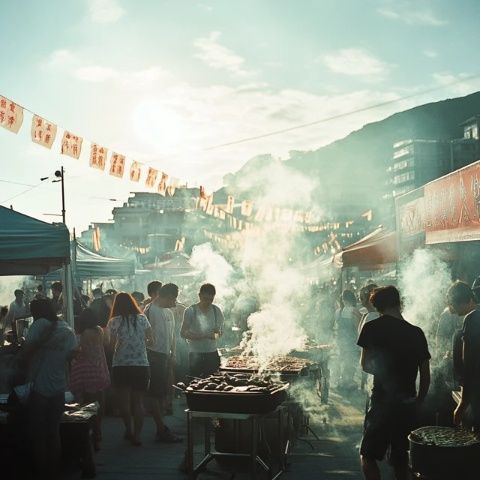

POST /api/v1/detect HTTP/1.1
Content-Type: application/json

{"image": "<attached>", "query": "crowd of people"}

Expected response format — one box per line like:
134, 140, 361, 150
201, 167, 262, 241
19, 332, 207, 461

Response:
3, 275, 480, 479
0, 279, 225, 478
330, 279, 480, 480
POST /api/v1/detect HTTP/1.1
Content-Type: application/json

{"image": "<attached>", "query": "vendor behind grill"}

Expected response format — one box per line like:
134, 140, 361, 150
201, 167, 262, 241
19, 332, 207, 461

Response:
181, 283, 224, 378
357, 285, 431, 480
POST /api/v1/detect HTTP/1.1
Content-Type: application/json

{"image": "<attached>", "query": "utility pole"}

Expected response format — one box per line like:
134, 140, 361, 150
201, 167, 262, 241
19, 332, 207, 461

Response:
54, 167, 66, 224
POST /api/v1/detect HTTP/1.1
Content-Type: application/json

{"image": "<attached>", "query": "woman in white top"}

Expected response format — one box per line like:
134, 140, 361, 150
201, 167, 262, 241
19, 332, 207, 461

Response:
181, 283, 224, 378
107, 293, 152, 446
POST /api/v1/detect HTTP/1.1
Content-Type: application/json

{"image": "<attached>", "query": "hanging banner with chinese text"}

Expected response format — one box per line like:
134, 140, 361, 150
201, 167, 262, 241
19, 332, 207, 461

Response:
145, 167, 158, 188
31, 115, 57, 148
425, 160, 480, 244
157, 172, 168, 196
0, 96, 23, 134
90, 143, 108, 170
241, 200, 253, 217
129, 161, 141, 182
61, 131, 83, 159
226, 195, 235, 214
109, 152, 125, 178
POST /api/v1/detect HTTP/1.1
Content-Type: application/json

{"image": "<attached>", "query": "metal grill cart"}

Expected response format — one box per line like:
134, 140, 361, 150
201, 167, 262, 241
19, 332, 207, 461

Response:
186, 408, 287, 480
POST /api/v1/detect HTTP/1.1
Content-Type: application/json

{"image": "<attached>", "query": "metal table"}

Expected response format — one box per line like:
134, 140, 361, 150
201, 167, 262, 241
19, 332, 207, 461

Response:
186, 407, 287, 480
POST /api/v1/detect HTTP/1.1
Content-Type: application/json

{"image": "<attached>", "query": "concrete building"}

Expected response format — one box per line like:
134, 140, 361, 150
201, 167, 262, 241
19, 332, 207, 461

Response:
386, 116, 480, 199
80, 188, 203, 265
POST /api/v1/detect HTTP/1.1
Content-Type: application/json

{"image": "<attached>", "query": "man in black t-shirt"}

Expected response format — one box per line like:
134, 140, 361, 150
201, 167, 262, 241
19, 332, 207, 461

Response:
357, 286, 430, 480
447, 281, 480, 428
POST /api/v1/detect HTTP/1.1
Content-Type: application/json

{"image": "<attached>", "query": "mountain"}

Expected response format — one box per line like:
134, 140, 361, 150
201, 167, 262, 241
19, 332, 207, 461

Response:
218, 90, 480, 218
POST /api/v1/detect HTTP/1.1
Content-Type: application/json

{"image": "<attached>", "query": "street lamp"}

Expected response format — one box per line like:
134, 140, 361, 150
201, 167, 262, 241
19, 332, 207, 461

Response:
40, 166, 66, 224
52, 167, 66, 224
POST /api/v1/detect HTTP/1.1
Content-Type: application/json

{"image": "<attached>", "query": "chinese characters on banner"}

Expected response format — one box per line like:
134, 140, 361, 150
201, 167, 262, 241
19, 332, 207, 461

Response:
425, 161, 480, 244
130, 161, 142, 182
61, 131, 83, 159
31, 115, 57, 148
226, 195, 235, 214
0, 96, 24, 133
157, 172, 169, 196
145, 167, 158, 188
109, 152, 126, 178
90, 143, 108, 170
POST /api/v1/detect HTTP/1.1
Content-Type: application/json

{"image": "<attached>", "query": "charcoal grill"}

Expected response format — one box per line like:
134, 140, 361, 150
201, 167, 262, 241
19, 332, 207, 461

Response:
185, 384, 289, 414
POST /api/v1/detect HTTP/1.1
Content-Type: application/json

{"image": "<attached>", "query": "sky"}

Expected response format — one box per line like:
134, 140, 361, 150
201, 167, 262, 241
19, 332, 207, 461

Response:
1, 0, 480, 232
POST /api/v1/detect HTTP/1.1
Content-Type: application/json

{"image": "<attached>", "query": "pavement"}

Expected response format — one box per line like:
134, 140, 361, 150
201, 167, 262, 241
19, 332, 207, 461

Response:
62, 389, 395, 480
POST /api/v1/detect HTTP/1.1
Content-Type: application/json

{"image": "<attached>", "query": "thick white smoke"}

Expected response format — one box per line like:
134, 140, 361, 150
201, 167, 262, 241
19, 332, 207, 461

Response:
189, 242, 235, 304
398, 249, 452, 337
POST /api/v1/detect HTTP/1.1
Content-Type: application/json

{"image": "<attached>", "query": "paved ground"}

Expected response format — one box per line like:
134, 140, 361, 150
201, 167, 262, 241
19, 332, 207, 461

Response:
63, 389, 395, 480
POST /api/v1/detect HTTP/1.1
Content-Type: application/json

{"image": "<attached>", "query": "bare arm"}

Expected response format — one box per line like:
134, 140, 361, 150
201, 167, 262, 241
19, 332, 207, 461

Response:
145, 326, 153, 347
417, 359, 430, 404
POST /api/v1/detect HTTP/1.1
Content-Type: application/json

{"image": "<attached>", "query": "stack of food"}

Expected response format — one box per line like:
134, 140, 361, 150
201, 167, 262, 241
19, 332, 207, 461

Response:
177, 372, 288, 413
221, 355, 312, 375
410, 426, 480, 447
409, 426, 480, 477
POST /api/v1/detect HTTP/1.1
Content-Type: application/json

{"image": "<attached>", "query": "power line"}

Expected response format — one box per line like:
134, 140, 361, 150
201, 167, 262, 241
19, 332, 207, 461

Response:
205, 73, 480, 150
0, 181, 48, 205
0, 178, 35, 187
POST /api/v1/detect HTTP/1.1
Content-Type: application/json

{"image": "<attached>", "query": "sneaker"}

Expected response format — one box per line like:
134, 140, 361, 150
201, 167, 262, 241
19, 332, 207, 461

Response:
155, 427, 183, 443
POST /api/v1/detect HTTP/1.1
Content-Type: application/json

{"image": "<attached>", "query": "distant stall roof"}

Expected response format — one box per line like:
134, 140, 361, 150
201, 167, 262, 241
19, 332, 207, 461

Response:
43, 241, 135, 280
333, 227, 397, 270
0, 206, 70, 275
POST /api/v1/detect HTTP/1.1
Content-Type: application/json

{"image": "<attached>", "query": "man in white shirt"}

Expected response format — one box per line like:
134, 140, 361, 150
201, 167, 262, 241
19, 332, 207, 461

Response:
181, 283, 224, 378
4, 289, 29, 339
145, 283, 181, 443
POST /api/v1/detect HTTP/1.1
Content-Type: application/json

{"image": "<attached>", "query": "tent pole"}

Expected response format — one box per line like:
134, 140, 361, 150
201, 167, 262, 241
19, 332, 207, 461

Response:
62, 263, 75, 328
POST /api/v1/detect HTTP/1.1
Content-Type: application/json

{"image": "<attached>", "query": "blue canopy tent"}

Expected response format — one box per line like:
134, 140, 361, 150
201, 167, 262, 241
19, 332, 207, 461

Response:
42, 240, 135, 281
0, 206, 70, 276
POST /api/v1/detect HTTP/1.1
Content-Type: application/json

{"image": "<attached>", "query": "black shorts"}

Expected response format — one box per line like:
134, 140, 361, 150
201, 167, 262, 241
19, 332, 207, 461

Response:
189, 351, 220, 378
147, 350, 169, 398
112, 366, 150, 392
360, 400, 417, 467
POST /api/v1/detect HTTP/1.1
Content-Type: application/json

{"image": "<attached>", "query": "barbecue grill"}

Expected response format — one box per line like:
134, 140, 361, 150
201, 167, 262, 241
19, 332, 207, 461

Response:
220, 355, 314, 378
185, 384, 289, 414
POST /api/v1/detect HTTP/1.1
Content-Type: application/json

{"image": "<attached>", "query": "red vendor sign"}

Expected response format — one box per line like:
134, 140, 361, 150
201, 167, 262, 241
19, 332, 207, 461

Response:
425, 160, 480, 244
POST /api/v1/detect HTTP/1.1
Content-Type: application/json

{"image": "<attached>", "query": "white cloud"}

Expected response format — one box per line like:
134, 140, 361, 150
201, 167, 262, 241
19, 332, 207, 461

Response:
321, 48, 391, 81
193, 31, 253, 77
423, 49, 438, 58
378, 2, 447, 26
75, 65, 118, 82
87, 0, 125, 24
43, 49, 76, 69
73, 65, 169, 88
432, 71, 480, 96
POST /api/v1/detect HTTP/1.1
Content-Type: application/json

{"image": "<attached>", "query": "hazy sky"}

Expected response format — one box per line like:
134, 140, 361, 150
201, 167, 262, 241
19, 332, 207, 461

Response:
1, 0, 480, 231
